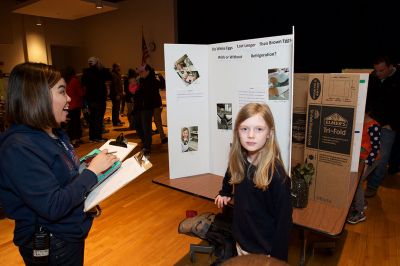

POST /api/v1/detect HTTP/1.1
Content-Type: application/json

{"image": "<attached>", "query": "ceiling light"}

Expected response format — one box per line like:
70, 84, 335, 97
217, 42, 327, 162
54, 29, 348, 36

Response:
35, 17, 42, 26
95, 0, 103, 9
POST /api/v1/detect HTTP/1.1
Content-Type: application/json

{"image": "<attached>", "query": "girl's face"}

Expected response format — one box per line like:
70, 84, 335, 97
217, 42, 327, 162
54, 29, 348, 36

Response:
182, 130, 189, 139
238, 114, 271, 158
50, 78, 70, 125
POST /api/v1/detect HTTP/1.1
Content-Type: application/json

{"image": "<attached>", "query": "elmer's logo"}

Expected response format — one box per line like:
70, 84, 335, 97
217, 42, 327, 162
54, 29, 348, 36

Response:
324, 113, 348, 128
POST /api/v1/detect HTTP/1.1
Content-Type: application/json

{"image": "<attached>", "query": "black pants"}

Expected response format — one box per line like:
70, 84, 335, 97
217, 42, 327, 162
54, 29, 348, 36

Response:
88, 101, 106, 140
19, 235, 84, 266
111, 97, 121, 125
67, 108, 82, 141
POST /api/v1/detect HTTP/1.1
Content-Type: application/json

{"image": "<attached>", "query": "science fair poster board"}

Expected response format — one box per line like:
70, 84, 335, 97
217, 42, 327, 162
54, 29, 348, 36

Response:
165, 33, 294, 179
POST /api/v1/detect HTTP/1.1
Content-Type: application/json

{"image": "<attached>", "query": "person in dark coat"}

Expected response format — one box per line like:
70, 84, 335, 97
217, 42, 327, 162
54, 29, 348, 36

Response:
364, 56, 400, 197
81, 57, 111, 142
135, 64, 164, 154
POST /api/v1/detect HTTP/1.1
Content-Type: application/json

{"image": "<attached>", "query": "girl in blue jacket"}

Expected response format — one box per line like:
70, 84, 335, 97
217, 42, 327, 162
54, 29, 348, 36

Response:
0, 62, 118, 265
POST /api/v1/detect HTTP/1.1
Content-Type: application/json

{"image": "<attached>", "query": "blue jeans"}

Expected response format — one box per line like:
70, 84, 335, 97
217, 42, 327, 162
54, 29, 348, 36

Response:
367, 128, 396, 190
19, 235, 84, 266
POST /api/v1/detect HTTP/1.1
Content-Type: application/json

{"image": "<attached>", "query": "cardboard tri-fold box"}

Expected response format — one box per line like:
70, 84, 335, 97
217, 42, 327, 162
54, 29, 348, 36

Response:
304, 73, 368, 207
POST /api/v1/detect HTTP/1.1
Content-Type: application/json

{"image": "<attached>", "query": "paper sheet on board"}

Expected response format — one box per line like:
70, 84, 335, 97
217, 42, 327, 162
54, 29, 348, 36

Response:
84, 153, 152, 211
99, 140, 137, 161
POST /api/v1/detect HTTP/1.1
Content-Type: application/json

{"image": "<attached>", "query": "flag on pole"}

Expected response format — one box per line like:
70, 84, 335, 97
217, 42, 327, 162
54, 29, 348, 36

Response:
141, 31, 150, 65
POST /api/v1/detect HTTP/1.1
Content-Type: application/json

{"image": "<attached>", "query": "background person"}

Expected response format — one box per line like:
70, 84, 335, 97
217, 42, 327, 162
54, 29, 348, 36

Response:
125, 69, 139, 130
135, 64, 165, 155
153, 72, 168, 144
364, 55, 400, 197
81, 57, 111, 142
63, 66, 85, 147
110, 63, 124, 126
0, 62, 118, 265
215, 103, 292, 261
347, 113, 381, 224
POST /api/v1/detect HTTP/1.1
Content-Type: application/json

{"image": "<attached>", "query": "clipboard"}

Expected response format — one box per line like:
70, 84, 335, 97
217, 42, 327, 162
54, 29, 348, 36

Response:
99, 139, 137, 161
84, 151, 152, 211
79, 149, 122, 191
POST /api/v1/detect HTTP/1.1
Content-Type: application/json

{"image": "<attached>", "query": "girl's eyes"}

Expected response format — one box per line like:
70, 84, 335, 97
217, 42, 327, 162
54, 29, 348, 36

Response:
239, 127, 265, 132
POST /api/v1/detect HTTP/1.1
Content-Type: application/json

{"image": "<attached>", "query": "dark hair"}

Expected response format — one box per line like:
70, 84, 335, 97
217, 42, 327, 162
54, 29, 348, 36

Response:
373, 55, 393, 66
144, 64, 156, 78
127, 68, 137, 78
144, 64, 153, 72
6, 62, 62, 129
112, 63, 120, 72
62, 66, 76, 84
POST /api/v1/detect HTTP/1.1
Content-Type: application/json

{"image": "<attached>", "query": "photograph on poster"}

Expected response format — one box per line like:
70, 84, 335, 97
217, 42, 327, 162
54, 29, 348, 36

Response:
268, 67, 290, 100
180, 126, 199, 152
216, 103, 232, 130
174, 54, 200, 86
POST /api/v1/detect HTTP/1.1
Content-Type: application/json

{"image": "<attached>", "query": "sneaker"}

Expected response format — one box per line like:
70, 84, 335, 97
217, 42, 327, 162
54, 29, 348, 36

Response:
347, 211, 366, 224
161, 137, 168, 144
365, 187, 377, 198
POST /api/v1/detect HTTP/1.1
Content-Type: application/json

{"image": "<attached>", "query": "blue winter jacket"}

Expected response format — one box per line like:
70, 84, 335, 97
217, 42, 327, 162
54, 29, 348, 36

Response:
0, 124, 97, 246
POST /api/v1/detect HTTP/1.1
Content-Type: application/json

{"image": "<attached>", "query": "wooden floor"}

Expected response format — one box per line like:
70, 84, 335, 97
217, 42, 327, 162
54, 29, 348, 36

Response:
1, 103, 400, 265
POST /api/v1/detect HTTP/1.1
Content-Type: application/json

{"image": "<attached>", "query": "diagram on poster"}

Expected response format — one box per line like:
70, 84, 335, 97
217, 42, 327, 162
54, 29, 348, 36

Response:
165, 33, 294, 178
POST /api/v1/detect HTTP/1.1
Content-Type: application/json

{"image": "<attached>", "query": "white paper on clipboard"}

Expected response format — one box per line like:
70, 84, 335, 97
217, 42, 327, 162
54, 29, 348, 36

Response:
84, 153, 152, 212
99, 140, 137, 161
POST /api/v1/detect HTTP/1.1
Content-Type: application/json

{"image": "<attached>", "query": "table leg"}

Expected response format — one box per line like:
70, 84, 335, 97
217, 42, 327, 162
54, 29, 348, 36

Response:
299, 228, 309, 266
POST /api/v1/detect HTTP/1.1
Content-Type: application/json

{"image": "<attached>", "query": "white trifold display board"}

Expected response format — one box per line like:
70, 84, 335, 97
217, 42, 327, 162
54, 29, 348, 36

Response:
165, 33, 294, 179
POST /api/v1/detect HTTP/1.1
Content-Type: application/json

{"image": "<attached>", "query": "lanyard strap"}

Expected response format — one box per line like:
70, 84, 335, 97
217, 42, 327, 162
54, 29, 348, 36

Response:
54, 137, 79, 169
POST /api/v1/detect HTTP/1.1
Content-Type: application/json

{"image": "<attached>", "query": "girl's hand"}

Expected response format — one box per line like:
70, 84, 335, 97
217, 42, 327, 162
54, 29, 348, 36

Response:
87, 149, 119, 176
214, 195, 231, 208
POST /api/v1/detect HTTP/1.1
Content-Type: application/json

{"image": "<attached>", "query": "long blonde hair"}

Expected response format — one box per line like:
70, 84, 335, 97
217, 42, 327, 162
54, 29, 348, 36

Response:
228, 103, 285, 190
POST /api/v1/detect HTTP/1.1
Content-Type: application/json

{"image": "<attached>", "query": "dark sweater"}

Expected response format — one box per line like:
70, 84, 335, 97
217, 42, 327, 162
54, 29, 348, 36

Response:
134, 71, 162, 111
365, 68, 400, 132
219, 161, 292, 261
81, 66, 111, 103
0, 124, 97, 246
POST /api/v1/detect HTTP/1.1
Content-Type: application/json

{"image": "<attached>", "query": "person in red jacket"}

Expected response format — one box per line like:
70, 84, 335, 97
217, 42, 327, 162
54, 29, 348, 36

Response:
63, 66, 85, 147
